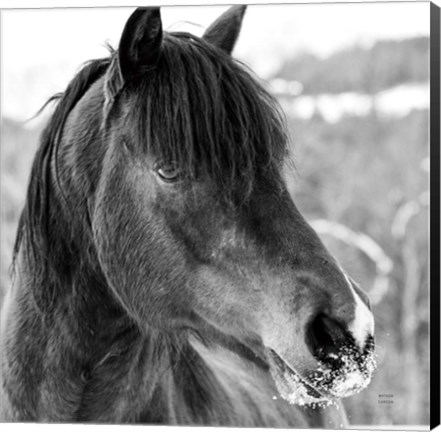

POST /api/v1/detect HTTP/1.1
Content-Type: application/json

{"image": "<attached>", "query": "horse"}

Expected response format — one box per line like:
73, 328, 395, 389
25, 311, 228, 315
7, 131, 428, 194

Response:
0, 6, 376, 426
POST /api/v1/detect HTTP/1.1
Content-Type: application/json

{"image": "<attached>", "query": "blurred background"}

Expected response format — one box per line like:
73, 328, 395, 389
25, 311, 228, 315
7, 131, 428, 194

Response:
1, 3, 430, 427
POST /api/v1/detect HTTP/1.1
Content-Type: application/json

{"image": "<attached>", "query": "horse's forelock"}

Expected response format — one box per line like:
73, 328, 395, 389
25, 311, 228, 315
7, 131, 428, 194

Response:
124, 32, 289, 201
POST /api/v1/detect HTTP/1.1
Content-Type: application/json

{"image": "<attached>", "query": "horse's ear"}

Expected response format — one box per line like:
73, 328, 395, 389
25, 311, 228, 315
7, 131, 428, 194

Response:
103, 8, 162, 119
118, 7, 163, 82
203, 5, 246, 55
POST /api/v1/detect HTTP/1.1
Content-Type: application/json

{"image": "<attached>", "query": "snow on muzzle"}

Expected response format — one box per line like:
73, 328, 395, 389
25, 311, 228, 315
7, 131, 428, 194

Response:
267, 312, 376, 407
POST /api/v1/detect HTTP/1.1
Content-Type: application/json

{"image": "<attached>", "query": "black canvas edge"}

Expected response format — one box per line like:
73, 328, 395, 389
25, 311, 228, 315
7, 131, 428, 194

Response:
430, 1, 441, 430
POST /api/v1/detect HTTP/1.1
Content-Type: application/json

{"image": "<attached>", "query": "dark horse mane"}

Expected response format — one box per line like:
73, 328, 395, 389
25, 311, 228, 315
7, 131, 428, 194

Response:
12, 55, 112, 311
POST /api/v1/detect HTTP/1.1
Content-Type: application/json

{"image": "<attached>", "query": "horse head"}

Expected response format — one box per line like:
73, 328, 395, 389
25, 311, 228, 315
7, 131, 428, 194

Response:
80, 6, 376, 407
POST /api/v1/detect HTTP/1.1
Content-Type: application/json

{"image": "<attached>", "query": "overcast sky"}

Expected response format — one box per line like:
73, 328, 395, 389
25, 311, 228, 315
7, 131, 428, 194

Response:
1, 2, 430, 120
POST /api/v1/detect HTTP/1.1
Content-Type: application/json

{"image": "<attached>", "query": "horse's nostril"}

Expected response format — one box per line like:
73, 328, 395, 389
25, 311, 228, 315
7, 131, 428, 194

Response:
306, 313, 353, 369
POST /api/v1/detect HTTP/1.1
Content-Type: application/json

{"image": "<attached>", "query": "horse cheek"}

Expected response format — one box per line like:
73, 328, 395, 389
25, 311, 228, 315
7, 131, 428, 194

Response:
91, 161, 191, 329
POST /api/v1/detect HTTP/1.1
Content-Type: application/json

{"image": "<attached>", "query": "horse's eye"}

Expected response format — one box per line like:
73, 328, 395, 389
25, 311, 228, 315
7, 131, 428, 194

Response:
154, 162, 183, 183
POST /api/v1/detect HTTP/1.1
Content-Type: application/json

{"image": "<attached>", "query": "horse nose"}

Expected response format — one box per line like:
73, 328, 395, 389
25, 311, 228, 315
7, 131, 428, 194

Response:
304, 273, 374, 359
306, 313, 375, 368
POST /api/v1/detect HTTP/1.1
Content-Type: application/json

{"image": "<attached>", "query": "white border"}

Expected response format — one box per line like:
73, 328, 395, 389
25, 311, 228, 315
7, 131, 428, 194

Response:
0, 0, 438, 9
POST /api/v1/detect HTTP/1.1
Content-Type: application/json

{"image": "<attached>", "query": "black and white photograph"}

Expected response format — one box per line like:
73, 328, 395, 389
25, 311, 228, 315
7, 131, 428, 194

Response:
0, 0, 438, 429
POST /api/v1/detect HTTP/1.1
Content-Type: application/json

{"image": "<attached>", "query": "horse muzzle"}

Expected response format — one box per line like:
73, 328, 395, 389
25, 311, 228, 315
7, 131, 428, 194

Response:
265, 313, 376, 406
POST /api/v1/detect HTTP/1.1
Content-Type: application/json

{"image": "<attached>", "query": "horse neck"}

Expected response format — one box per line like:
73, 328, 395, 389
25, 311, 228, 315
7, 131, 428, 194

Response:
0, 78, 143, 419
